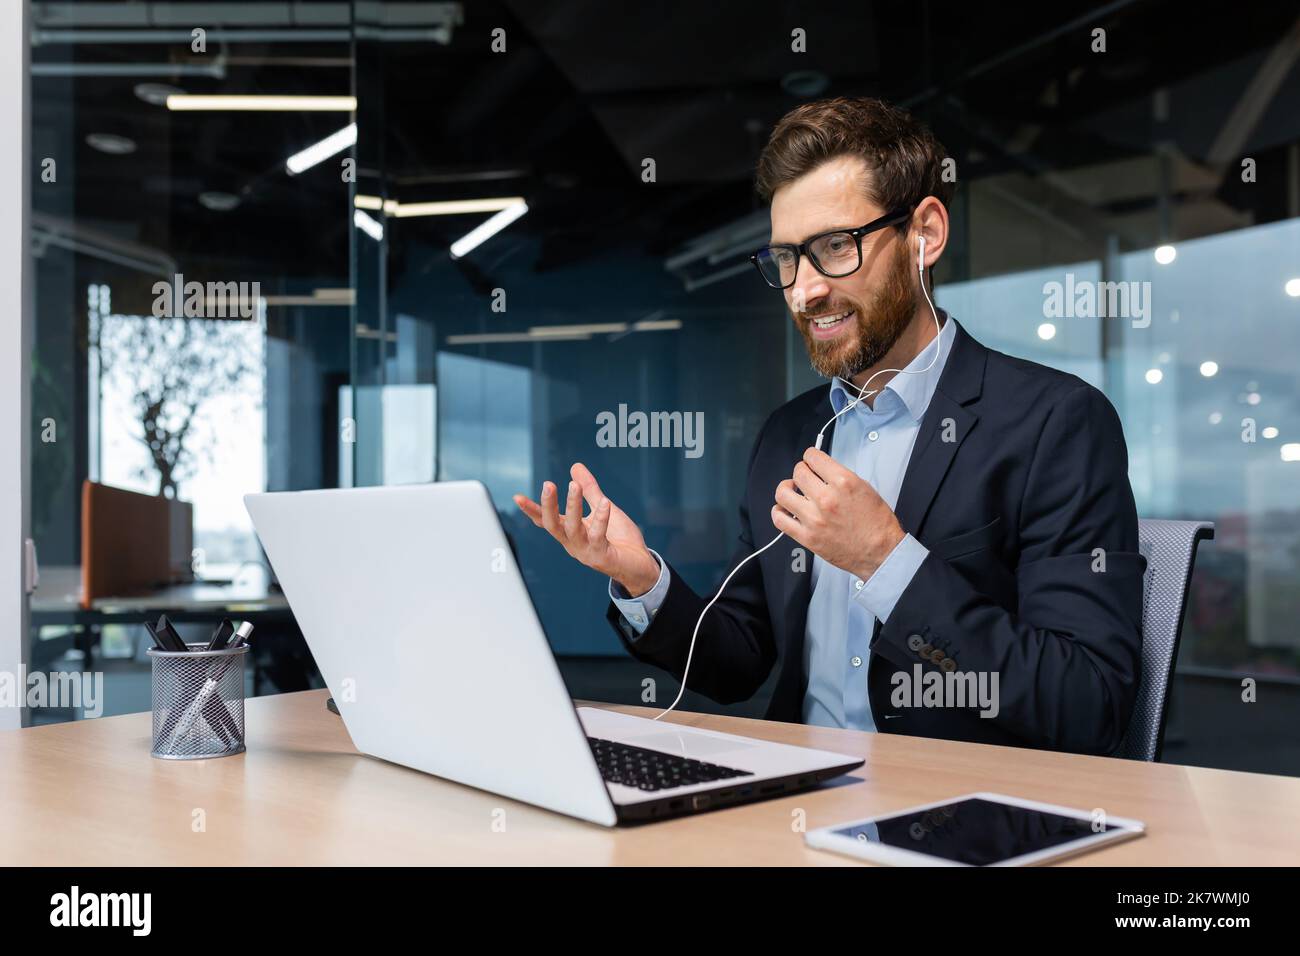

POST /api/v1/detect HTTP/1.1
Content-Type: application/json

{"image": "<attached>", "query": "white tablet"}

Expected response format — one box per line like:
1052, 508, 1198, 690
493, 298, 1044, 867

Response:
805, 792, 1144, 866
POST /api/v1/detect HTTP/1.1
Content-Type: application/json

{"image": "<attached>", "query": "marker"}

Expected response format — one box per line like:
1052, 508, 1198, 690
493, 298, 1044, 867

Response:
205, 619, 235, 651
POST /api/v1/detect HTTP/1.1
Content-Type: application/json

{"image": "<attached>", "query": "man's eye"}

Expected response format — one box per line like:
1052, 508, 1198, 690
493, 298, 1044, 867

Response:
775, 250, 796, 265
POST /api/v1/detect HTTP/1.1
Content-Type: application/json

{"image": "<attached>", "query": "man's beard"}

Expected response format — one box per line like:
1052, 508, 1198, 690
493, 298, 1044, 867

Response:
796, 240, 918, 381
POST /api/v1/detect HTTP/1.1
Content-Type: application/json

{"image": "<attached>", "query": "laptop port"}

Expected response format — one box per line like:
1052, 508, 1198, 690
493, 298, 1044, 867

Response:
692, 794, 711, 810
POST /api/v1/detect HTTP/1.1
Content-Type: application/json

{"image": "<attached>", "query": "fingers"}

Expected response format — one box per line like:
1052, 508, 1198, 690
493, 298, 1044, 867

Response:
587, 497, 611, 548
528, 479, 592, 553
563, 480, 584, 539
802, 446, 852, 484
770, 503, 798, 539
512, 494, 543, 528
539, 481, 564, 538
774, 478, 812, 523
570, 462, 605, 509
792, 461, 829, 507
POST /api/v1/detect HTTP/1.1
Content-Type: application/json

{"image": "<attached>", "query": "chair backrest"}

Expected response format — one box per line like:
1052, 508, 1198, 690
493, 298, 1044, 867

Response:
1114, 518, 1214, 761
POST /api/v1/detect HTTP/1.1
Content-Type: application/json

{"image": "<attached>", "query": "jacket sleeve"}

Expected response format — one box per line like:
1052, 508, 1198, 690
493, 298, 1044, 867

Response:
604, 419, 778, 705
875, 384, 1146, 755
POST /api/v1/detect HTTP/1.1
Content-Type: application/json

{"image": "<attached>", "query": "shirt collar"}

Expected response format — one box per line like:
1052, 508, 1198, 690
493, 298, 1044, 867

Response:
829, 310, 956, 423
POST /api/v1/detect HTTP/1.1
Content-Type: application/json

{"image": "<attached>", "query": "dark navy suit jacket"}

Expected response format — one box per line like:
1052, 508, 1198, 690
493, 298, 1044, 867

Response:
607, 317, 1146, 756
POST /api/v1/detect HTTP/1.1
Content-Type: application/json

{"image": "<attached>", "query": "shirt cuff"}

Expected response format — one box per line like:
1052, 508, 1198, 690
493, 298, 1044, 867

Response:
609, 549, 670, 637
854, 533, 928, 624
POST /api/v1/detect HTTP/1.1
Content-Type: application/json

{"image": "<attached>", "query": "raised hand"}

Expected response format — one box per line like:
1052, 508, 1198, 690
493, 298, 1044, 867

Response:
513, 462, 661, 596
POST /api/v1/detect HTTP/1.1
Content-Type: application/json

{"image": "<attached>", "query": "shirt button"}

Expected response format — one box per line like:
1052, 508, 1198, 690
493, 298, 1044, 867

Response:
854, 579, 865, 591
907, 634, 925, 651
850, 656, 863, 668
631, 614, 645, 625
868, 430, 880, 442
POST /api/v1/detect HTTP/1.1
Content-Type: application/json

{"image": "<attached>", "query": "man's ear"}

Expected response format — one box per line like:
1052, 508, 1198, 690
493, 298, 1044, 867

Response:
914, 196, 949, 273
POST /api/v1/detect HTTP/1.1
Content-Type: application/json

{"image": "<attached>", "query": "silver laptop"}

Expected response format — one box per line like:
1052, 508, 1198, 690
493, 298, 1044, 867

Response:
244, 481, 863, 826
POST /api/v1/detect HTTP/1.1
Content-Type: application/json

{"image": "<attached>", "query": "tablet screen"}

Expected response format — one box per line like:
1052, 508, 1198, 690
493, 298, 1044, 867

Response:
832, 797, 1119, 866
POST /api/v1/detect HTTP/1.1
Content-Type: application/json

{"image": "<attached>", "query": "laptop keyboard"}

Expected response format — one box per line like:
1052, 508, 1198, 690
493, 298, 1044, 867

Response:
588, 736, 754, 792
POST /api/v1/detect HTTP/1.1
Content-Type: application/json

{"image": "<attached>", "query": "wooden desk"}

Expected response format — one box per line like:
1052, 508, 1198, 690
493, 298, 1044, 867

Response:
2, 689, 1296, 865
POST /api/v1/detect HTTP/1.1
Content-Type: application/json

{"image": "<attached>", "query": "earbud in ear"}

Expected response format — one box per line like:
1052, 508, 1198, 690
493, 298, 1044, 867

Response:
917, 235, 926, 273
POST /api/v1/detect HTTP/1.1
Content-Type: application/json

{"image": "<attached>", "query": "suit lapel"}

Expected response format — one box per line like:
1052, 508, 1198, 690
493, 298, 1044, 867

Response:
894, 318, 987, 536
781, 391, 835, 655
774, 390, 837, 697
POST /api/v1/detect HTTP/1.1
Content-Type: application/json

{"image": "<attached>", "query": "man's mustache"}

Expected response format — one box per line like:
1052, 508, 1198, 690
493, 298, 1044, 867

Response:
799, 304, 860, 321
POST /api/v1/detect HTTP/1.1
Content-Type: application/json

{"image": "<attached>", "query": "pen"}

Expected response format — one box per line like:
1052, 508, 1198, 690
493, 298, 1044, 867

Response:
153, 614, 189, 652
151, 618, 194, 744
172, 622, 254, 753
203, 622, 253, 743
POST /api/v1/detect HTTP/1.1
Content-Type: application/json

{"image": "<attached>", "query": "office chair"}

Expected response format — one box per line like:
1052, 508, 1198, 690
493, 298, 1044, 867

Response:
1113, 518, 1215, 762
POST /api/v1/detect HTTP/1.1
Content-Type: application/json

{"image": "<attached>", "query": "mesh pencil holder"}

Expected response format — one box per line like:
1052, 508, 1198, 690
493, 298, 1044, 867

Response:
148, 643, 249, 760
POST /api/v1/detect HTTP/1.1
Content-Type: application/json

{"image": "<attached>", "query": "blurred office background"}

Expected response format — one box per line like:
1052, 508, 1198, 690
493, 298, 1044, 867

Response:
24, 0, 1300, 774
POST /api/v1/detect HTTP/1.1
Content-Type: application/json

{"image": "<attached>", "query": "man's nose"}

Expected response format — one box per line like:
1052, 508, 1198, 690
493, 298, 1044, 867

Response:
788, 266, 830, 314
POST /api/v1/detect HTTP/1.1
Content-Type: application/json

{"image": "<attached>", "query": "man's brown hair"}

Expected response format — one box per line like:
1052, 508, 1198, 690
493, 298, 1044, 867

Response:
754, 96, 953, 213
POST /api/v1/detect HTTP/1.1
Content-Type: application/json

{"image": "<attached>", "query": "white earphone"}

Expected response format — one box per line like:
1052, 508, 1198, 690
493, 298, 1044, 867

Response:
654, 225, 944, 719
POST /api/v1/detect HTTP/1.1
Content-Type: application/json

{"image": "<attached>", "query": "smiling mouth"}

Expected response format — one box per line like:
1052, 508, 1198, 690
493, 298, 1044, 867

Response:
807, 309, 854, 332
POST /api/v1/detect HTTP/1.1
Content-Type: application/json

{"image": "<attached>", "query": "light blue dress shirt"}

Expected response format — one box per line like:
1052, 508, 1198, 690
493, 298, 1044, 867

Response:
612, 313, 956, 732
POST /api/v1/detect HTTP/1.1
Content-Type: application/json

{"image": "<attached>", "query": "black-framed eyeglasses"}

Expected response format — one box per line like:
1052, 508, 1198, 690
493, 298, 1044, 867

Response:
749, 207, 912, 290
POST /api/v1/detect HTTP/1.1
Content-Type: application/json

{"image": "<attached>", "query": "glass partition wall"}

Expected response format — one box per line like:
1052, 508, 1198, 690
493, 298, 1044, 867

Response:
28, 2, 359, 718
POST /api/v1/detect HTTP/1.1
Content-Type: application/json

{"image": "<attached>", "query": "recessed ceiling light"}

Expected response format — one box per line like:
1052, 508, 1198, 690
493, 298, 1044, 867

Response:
85, 133, 136, 155
1286, 278, 1300, 297
285, 124, 357, 175
198, 191, 240, 212
1199, 361, 1218, 377
134, 83, 184, 106
449, 201, 529, 259
1037, 322, 1056, 340
166, 95, 356, 112
1145, 368, 1163, 384
1153, 244, 1176, 265
354, 209, 384, 242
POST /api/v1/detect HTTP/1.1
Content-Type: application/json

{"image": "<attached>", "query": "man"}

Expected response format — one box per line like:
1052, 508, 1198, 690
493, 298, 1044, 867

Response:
514, 96, 1146, 756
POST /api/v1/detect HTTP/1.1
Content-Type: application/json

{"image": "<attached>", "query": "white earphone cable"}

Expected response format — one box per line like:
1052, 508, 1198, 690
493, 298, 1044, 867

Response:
654, 235, 941, 719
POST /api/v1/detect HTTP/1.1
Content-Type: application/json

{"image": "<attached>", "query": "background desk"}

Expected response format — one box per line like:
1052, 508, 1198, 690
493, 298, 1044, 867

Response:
29, 565, 296, 698
30, 565, 289, 627
2, 688, 1297, 865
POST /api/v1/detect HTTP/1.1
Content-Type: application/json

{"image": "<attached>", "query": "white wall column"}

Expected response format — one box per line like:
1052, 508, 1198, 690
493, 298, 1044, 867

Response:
1, 1, 31, 731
